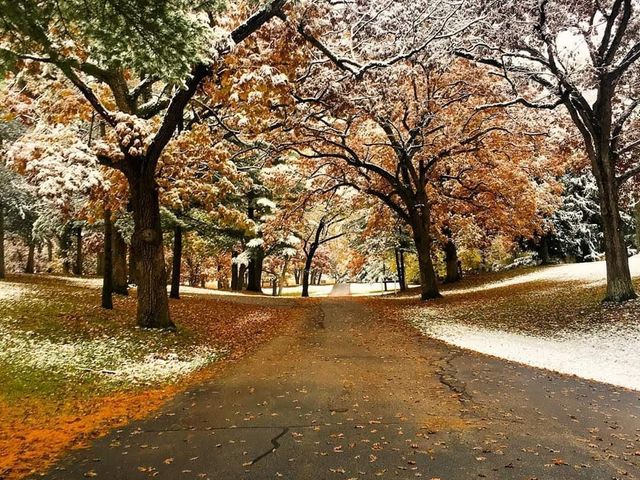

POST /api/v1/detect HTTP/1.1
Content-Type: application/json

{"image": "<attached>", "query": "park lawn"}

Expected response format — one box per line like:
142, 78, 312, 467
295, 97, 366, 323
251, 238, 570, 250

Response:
366, 266, 640, 390
0, 274, 307, 480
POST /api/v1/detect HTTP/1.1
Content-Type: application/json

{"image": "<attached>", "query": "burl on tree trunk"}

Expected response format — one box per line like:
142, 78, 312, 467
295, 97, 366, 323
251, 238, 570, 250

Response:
126, 163, 174, 329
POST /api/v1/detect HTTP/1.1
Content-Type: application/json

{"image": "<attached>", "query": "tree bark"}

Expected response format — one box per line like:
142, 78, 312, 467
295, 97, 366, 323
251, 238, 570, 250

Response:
25, 241, 35, 274
102, 209, 113, 309
128, 243, 136, 284
596, 168, 636, 302
539, 235, 552, 265
443, 238, 461, 284
125, 163, 174, 329
170, 225, 182, 299
247, 248, 264, 292
96, 251, 104, 276
112, 228, 128, 295
0, 205, 4, 279
231, 252, 240, 291
301, 249, 315, 298
410, 210, 440, 300
634, 202, 640, 250
239, 263, 247, 290
278, 257, 290, 296
395, 248, 407, 291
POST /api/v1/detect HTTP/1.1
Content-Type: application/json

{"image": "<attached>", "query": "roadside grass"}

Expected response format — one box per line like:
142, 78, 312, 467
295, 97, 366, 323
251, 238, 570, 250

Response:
0, 274, 307, 480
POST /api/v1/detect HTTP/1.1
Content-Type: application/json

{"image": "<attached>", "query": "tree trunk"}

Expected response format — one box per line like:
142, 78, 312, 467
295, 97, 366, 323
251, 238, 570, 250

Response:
128, 243, 136, 284
316, 270, 323, 285
278, 258, 290, 296
411, 211, 440, 300
112, 228, 128, 295
25, 241, 35, 274
294, 268, 300, 285
239, 264, 247, 290
46, 239, 53, 263
596, 169, 636, 302
247, 248, 264, 292
170, 225, 183, 299
634, 202, 640, 250
0, 205, 4, 279
102, 209, 113, 309
231, 252, 240, 291
96, 251, 104, 276
60, 224, 72, 275
443, 238, 461, 284
73, 226, 83, 276
539, 235, 552, 265
126, 165, 174, 329
302, 249, 315, 298
395, 248, 407, 291
271, 278, 278, 296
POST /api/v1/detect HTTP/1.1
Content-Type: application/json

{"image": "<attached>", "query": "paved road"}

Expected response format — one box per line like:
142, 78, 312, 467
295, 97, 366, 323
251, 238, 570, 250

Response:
36, 298, 640, 479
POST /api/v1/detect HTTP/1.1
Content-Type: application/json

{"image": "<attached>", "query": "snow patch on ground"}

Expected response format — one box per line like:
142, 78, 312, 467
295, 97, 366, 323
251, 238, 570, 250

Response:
0, 282, 27, 302
0, 325, 223, 385
448, 255, 640, 296
412, 314, 640, 391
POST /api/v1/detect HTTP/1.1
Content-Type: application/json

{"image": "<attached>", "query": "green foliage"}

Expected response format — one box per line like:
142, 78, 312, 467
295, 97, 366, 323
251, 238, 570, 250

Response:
0, 0, 225, 83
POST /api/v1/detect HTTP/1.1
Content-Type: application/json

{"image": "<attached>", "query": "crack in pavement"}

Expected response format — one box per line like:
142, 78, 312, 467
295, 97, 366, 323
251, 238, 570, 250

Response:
435, 348, 473, 405
248, 426, 289, 465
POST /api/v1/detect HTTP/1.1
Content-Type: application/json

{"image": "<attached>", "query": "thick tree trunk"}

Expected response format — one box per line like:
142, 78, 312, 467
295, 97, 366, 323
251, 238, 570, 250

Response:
411, 211, 440, 300
73, 226, 83, 276
128, 243, 136, 284
170, 226, 183, 299
46, 239, 53, 263
112, 228, 128, 295
25, 241, 35, 274
596, 169, 636, 302
102, 209, 113, 309
126, 165, 174, 329
96, 251, 104, 276
247, 248, 264, 292
0, 205, 4, 279
443, 238, 461, 284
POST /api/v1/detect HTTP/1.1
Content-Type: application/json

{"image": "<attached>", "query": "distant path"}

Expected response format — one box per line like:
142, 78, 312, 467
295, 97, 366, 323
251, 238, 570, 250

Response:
36, 298, 640, 479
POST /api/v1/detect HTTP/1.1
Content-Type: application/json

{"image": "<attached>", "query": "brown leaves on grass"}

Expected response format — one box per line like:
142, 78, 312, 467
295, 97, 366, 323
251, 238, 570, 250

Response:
0, 275, 310, 480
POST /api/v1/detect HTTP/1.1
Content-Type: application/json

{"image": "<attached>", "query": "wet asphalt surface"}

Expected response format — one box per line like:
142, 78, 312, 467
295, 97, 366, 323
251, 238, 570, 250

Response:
31, 298, 640, 480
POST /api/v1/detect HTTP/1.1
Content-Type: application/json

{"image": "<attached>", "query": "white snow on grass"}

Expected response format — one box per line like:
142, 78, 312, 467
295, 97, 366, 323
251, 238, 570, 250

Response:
0, 325, 223, 385
0, 281, 28, 302
447, 255, 640, 296
412, 316, 640, 391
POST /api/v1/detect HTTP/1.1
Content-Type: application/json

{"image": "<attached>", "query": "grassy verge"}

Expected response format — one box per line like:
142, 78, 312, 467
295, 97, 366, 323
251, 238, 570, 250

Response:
0, 274, 308, 480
